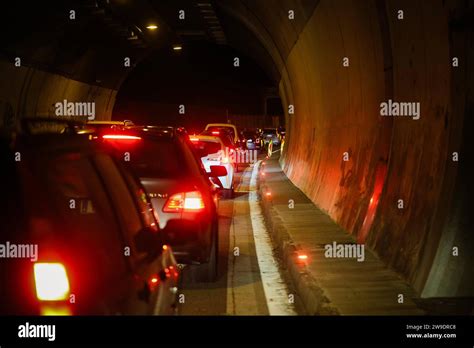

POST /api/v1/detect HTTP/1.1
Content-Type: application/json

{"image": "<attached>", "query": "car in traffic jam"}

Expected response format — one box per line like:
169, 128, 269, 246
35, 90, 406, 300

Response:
260, 128, 281, 148
0, 119, 179, 315
189, 134, 235, 198
85, 124, 225, 282
240, 129, 261, 151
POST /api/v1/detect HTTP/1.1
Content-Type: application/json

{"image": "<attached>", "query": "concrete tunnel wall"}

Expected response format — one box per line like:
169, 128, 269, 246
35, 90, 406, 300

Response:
271, 0, 473, 296
0, 60, 116, 128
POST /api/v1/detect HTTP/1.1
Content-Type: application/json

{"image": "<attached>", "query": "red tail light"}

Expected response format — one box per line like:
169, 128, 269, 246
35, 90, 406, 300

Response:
102, 134, 142, 141
211, 131, 220, 135
190, 137, 199, 142
163, 191, 205, 212
34, 263, 70, 301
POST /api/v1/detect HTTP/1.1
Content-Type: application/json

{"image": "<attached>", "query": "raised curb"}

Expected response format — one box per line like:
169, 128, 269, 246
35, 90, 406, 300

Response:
257, 164, 339, 315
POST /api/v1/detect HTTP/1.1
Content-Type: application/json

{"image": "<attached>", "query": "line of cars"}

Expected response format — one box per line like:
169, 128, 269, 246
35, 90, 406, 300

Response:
0, 119, 232, 316
1, 119, 179, 315
0, 118, 284, 316
258, 127, 285, 148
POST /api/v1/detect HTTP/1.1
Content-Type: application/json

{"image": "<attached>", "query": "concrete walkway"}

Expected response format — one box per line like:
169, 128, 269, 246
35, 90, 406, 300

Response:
258, 155, 424, 315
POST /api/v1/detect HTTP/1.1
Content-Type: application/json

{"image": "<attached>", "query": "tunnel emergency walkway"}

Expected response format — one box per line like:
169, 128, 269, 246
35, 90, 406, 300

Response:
259, 154, 424, 315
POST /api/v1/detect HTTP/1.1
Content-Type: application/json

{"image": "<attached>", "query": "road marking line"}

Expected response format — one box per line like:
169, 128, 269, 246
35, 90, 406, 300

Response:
226, 169, 248, 315
226, 200, 237, 315
248, 160, 296, 315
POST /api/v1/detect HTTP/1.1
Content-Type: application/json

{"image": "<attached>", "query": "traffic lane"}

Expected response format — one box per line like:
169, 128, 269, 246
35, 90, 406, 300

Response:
225, 164, 269, 315
177, 163, 270, 315
176, 173, 238, 315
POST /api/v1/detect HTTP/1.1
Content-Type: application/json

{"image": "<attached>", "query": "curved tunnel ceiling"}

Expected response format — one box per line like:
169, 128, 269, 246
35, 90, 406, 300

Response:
0, 0, 473, 299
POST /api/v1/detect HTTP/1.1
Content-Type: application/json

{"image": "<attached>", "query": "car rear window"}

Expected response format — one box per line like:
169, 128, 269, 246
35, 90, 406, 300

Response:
207, 126, 235, 137
23, 151, 123, 249
263, 129, 277, 134
106, 136, 190, 178
192, 140, 221, 157
222, 135, 235, 147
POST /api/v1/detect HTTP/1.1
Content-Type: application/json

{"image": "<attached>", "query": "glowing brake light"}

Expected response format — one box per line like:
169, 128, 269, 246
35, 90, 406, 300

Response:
163, 191, 205, 212
34, 263, 70, 301
190, 137, 199, 142
102, 134, 142, 140
211, 131, 220, 135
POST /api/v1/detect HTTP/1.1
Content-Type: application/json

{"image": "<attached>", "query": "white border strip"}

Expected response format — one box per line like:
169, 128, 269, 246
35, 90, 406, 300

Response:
249, 160, 296, 315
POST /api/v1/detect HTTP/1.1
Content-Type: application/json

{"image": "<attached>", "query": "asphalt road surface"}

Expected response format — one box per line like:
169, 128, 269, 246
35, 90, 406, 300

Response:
177, 159, 298, 315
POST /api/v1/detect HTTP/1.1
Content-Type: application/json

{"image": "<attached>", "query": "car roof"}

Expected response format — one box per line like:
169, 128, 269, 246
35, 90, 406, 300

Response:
87, 120, 133, 125
129, 125, 187, 138
205, 123, 237, 128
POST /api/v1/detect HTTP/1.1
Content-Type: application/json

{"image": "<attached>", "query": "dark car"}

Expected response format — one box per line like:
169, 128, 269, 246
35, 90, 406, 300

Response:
94, 126, 224, 282
0, 124, 178, 315
240, 129, 261, 151
260, 128, 280, 148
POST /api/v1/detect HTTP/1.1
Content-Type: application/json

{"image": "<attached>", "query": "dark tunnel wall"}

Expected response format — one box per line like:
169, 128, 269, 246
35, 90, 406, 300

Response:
223, 0, 473, 296
0, 1, 147, 126
0, 60, 116, 125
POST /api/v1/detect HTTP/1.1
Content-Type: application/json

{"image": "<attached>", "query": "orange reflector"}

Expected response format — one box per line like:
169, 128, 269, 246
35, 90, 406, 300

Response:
34, 263, 70, 301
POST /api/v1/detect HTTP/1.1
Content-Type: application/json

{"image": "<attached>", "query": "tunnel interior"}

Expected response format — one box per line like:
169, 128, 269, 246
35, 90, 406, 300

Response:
0, 0, 473, 300
113, 41, 276, 131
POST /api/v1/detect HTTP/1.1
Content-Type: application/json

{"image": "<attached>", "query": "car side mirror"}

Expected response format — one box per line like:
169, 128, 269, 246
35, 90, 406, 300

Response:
208, 165, 227, 177
134, 227, 161, 256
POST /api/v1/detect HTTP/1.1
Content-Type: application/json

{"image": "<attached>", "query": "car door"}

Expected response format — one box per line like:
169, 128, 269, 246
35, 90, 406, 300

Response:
117, 161, 179, 315
94, 154, 177, 315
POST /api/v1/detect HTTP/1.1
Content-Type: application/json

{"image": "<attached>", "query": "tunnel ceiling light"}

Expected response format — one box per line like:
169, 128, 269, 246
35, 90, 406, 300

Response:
146, 24, 158, 30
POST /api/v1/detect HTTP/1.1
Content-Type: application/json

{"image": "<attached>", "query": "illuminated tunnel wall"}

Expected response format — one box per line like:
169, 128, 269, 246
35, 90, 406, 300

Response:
223, 0, 473, 297
0, 0, 472, 297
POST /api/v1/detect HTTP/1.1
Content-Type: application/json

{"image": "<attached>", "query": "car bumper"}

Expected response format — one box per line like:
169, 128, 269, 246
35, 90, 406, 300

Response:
162, 216, 214, 264
246, 143, 256, 150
